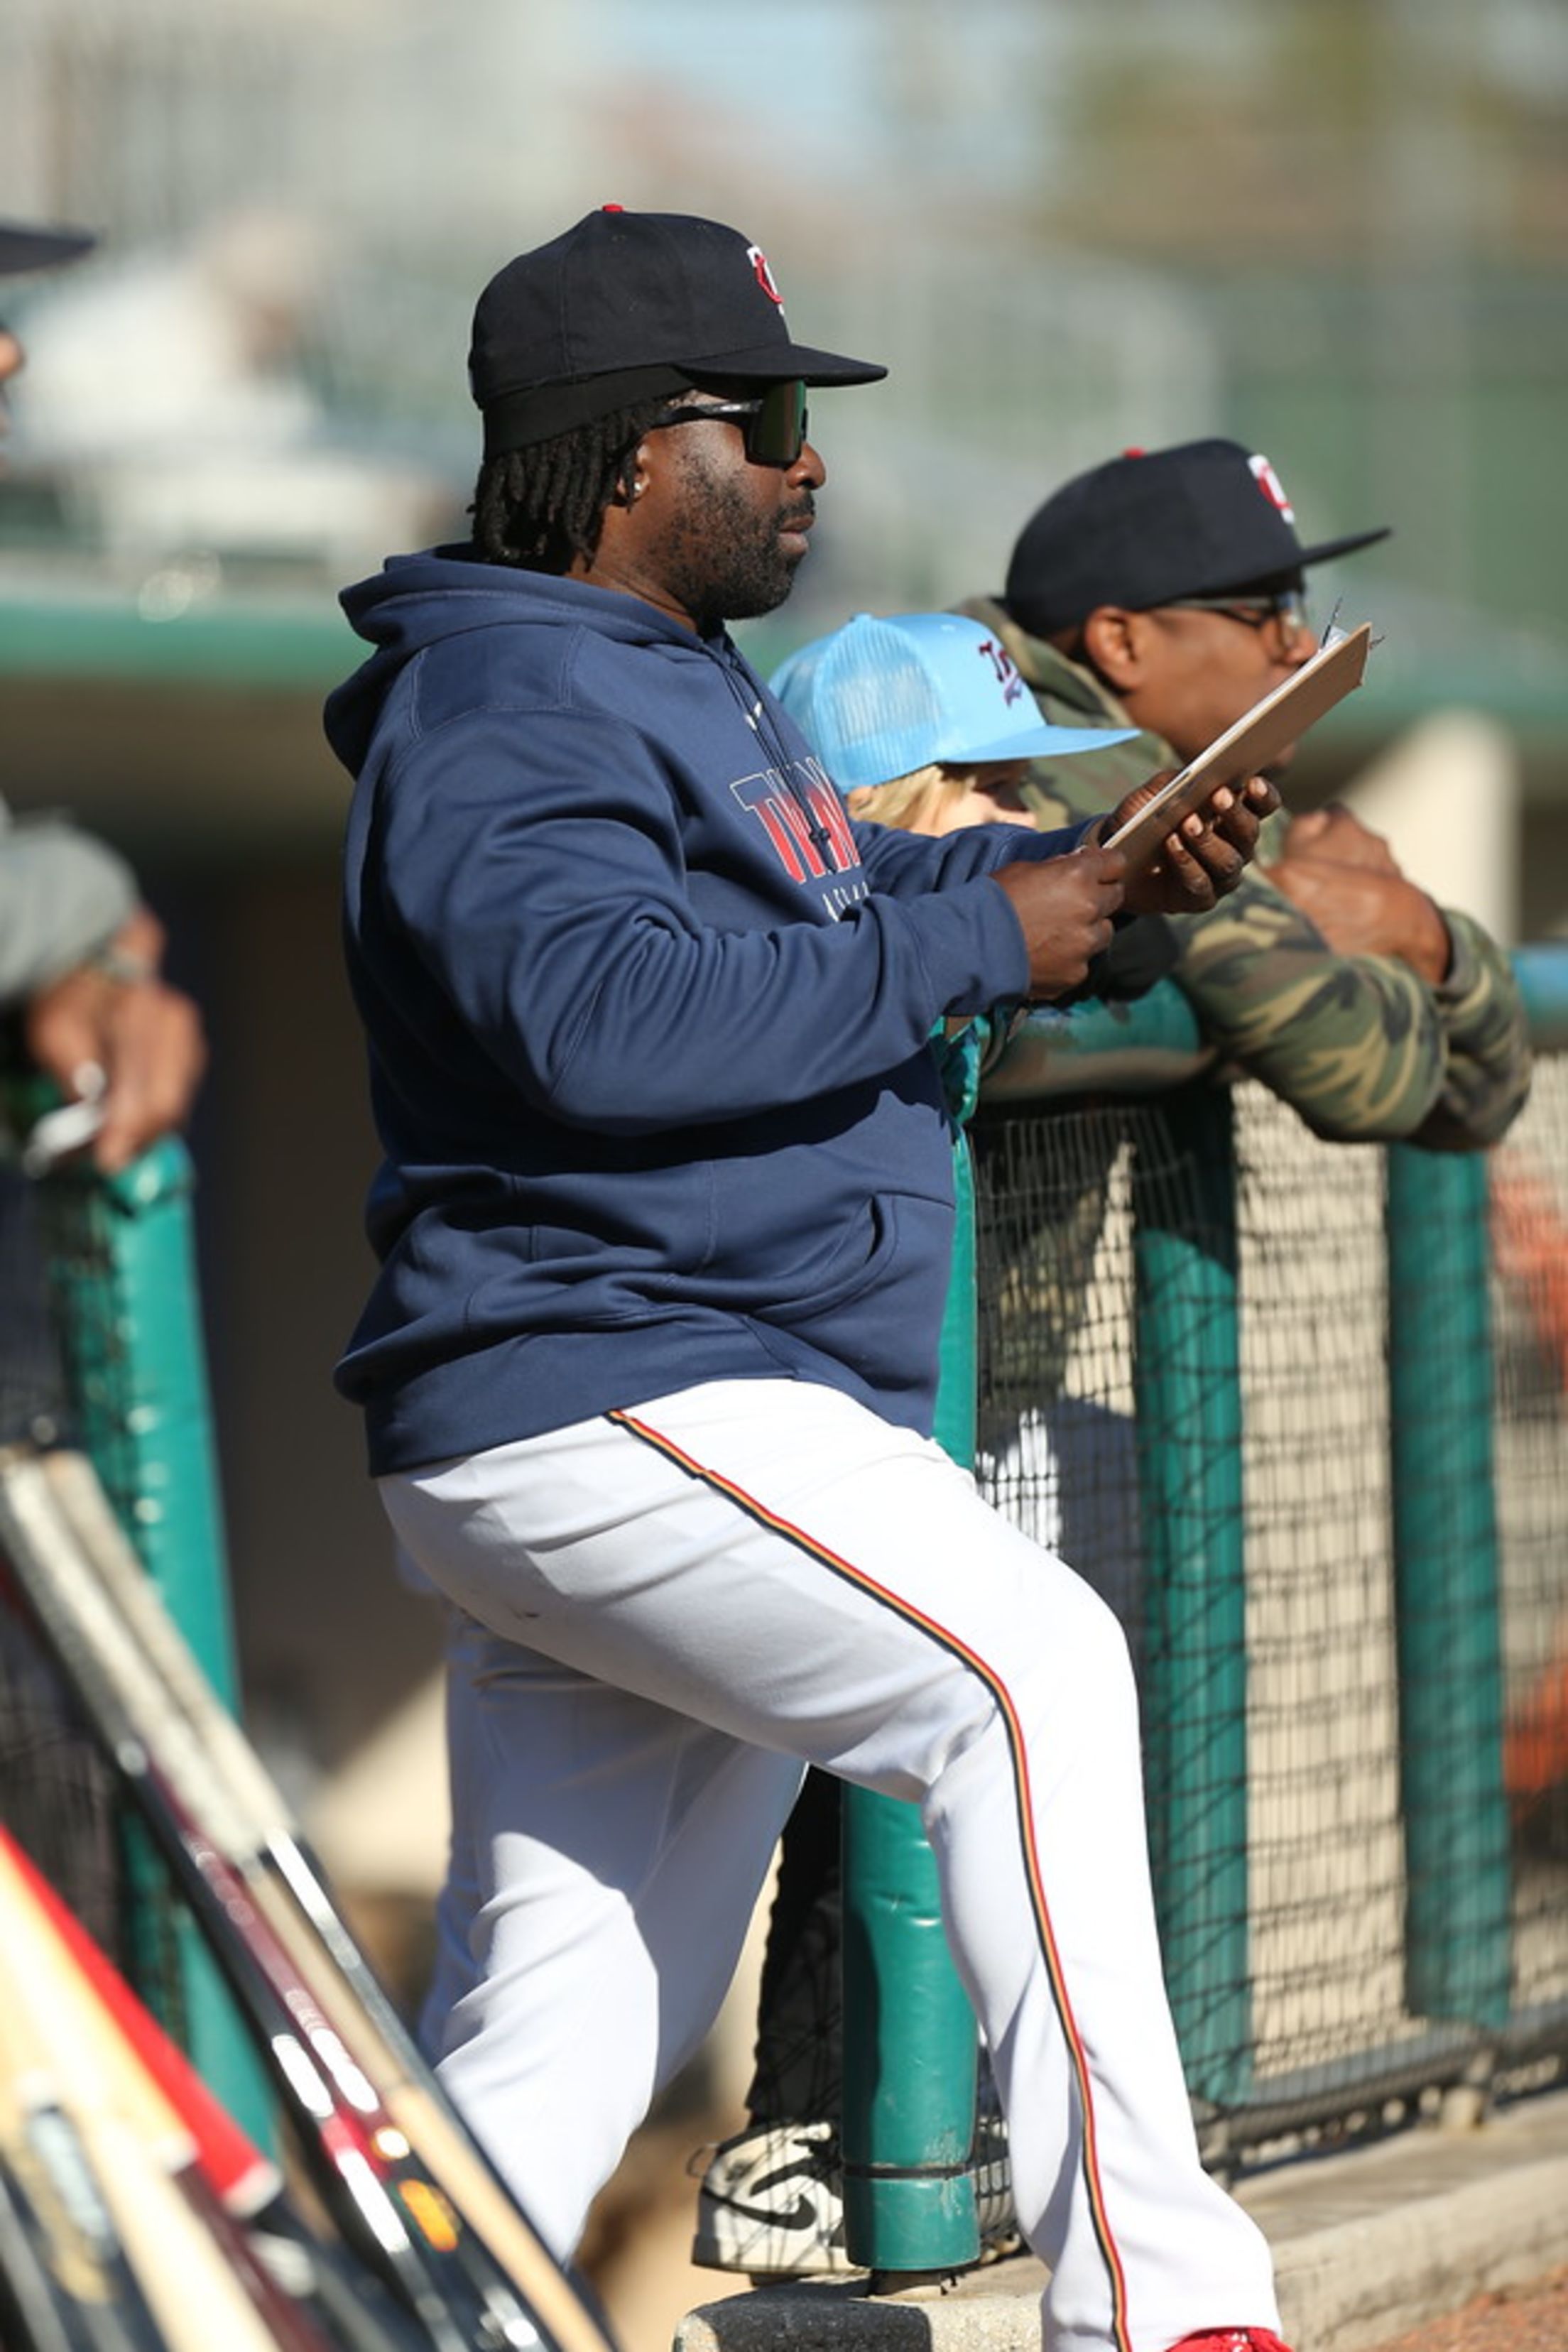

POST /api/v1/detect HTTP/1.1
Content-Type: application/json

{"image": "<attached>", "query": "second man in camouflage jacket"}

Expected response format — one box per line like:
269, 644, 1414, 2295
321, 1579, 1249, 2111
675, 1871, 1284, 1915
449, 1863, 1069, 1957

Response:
959, 440, 1530, 1153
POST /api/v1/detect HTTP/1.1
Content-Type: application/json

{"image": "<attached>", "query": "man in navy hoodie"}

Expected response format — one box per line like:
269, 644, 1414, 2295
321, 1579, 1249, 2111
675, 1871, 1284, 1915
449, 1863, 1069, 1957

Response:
327, 207, 1291, 2352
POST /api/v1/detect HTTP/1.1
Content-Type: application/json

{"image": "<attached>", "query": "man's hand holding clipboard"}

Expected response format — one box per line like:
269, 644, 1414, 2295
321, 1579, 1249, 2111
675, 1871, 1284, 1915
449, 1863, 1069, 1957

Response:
992, 621, 1373, 999
1099, 621, 1373, 873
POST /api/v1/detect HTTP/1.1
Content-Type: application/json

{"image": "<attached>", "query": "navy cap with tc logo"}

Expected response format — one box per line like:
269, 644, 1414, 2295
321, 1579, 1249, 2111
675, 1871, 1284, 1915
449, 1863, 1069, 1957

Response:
470, 206, 886, 458
1003, 439, 1390, 638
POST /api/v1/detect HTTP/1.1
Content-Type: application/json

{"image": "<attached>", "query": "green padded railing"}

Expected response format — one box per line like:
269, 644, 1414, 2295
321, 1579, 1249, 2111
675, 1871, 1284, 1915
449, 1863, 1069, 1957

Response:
1131, 1083, 1252, 2106
23, 1117, 272, 2147
842, 1137, 982, 2274
1386, 1145, 1512, 2031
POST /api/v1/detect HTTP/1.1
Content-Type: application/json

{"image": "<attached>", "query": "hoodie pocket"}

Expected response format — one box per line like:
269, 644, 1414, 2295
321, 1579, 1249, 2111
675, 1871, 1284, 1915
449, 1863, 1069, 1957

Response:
749, 1190, 905, 1329
763, 1186, 957, 1401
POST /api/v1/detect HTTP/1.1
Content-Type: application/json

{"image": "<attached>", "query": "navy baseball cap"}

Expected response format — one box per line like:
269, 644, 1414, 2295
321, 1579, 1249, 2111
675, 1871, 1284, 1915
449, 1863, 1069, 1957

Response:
0, 221, 96, 276
471, 205, 886, 457
1003, 439, 1390, 637
771, 613, 1136, 792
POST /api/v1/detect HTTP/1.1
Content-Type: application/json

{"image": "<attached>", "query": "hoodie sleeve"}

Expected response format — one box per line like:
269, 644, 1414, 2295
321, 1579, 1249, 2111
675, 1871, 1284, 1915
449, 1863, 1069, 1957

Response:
849, 812, 1096, 895
365, 708, 1052, 1136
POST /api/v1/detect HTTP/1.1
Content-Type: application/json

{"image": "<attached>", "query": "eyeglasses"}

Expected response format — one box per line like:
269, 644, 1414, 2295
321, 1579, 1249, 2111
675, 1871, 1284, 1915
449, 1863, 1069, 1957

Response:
648, 379, 809, 468
1163, 589, 1312, 643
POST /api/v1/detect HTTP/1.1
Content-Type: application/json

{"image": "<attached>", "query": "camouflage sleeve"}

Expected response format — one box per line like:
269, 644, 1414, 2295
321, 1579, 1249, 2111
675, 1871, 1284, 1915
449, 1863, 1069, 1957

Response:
1020, 748, 1157, 830
1408, 910, 1532, 1152
1170, 866, 1451, 1142
1020, 746, 1528, 1150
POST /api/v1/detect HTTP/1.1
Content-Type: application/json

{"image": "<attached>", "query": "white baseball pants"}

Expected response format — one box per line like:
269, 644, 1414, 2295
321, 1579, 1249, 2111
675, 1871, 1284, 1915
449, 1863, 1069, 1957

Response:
379, 1378, 1279, 2352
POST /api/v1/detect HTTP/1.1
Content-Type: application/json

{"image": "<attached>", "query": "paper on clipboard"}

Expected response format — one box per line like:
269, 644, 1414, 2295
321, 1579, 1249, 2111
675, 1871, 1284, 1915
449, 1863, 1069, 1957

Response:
1102, 621, 1373, 867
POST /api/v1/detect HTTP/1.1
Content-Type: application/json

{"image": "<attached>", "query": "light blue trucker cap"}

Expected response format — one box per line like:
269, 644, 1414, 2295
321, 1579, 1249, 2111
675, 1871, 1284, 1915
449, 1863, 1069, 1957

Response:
770, 611, 1135, 792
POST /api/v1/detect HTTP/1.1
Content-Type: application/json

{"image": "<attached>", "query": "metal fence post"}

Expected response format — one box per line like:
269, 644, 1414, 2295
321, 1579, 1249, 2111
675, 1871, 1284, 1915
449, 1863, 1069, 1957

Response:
1385, 1143, 1512, 2030
842, 1138, 980, 2273
1131, 1082, 1253, 2106
37, 1137, 274, 2145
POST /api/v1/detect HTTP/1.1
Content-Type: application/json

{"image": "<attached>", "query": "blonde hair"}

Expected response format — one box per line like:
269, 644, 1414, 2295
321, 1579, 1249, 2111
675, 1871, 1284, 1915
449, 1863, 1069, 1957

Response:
845, 764, 961, 834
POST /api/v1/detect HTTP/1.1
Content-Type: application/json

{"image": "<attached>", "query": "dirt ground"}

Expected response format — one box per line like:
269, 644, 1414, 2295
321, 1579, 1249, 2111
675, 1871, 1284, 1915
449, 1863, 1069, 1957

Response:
1366, 2270, 1568, 2352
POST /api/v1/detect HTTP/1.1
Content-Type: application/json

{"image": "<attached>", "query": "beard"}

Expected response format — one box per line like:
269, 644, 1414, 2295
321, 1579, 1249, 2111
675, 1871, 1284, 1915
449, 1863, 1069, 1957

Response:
658, 444, 814, 631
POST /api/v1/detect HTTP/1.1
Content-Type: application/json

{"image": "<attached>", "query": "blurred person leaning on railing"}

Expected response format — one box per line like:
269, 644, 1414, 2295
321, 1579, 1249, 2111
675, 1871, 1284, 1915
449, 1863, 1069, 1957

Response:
1, 218, 207, 1969
0, 219, 205, 1172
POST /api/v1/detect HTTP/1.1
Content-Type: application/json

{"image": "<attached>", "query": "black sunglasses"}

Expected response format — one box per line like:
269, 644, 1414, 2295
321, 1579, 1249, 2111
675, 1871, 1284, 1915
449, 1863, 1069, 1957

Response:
1163, 589, 1311, 638
648, 379, 809, 468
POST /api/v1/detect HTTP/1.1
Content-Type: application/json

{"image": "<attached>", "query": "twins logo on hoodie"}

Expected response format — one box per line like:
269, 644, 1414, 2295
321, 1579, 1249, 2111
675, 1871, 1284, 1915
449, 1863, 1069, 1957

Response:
730, 759, 869, 919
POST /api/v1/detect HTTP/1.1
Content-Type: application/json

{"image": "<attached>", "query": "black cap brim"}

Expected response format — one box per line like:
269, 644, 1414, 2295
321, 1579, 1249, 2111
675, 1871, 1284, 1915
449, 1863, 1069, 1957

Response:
0, 222, 97, 276
682, 338, 886, 387
1175, 525, 1394, 605
998, 523, 1397, 625
481, 340, 887, 457
1159, 524, 1395, 602
1295, 526, 1391, 569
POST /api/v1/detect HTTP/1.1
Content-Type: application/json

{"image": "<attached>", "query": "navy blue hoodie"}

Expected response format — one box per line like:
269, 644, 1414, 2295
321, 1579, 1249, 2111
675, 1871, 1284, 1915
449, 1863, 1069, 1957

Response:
326, 552, 1090, 1474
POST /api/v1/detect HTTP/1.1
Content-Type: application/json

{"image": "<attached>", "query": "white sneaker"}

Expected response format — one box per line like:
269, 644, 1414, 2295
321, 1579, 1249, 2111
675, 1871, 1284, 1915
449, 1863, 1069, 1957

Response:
690, 2120, 853, 2277
690, 2116, 1020, 2278
971, 2110, 1022, 2259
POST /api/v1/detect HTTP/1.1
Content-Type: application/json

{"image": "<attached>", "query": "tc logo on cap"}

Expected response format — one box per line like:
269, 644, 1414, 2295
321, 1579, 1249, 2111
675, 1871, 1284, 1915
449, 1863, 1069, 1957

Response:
1248, 452, 1296, 525
746, 243, 785, 307
976, 637, 1026, 707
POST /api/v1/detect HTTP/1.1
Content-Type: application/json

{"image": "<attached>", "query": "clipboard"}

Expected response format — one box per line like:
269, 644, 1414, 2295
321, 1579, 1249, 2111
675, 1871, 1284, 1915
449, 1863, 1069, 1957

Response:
1102, 621, 1373, 868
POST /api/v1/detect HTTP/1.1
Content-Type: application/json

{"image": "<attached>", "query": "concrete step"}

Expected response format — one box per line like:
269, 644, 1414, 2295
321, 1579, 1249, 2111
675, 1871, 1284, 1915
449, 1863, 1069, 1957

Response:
675, 2086, 1568, 2352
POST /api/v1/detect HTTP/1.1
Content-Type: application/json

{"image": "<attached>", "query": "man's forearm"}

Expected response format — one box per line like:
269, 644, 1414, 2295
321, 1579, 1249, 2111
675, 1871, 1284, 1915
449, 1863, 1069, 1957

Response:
1172, 873, 1449, 1141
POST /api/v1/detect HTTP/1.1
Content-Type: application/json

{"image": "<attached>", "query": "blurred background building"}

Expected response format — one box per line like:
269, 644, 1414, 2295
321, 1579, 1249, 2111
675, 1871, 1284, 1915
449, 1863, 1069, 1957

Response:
2, 0, 1566, 1913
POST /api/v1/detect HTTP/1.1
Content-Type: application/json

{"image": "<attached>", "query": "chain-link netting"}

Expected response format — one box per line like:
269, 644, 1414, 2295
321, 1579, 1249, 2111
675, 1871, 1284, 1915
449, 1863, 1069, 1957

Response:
1231, 1091, 1437, 2109
0, 1163, 124, 1958
0, 1167, 69, 1449
972, 1073, 1568, 2146
0, 1120, 241, 2107
1490, 1058, 1568, 2031
974, 1101, 1144, 1645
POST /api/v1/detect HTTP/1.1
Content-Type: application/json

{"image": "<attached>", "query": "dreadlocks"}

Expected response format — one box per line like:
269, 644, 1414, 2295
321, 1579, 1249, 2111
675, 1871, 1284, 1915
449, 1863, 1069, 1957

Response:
471, 398, 673, 573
